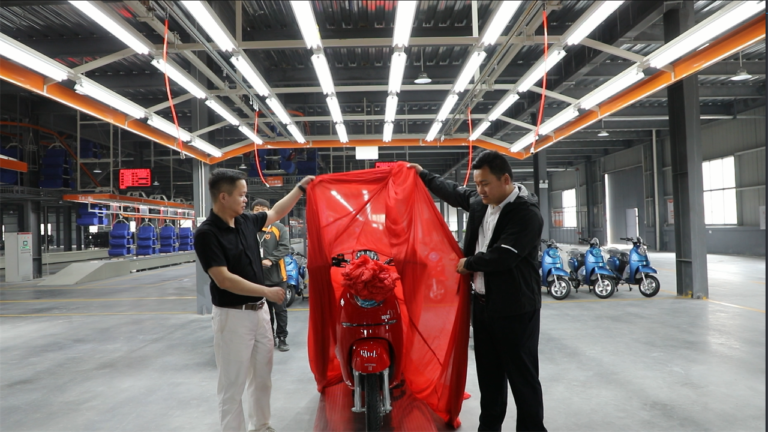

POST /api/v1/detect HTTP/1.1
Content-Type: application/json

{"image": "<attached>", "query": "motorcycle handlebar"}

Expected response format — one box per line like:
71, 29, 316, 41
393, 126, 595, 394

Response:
578, 238, 590, 243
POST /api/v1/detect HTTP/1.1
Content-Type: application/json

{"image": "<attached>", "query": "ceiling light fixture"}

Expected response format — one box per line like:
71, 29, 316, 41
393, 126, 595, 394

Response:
153, 180, 160, 186
414, 48, 432, 84
388, 51, 408, 93
205, 99, 241, 126
537, 106, 579, 136
190, 137, 223, 157
509, 131, 539, 152
487, 92, 520, 121
564, 1, 625, 46
335, 123, 349, 143
239, 163, 248, 169
326, 96, 344, 123
517, 49, 567, 93
383, 122, 394, 142
647, 0, 765, 69
0, 33, 70, 81
74, 78, 147, 119
238, 124, 264, 145
180, 1, 237, 52
436, 94, 459, 122
385, 95, 398, 122
68, 1, 153, 55
731, 51, 753, 81
311, 54, 335, 95
469, 120, 491, 141
230, 54, 270, 96
93, 164, 102, 174
150, 59, 207, 99
392, 1, 419, 47
425, 122, 442, 142
148, 115, 192, 142
597, 130, 610, 137
265, 97, 292, 124
290, 1, 322, 49
480, 1, 523, 46
579, 65, 644, 109
287, 124, 306, 143
454, 51, 487, 93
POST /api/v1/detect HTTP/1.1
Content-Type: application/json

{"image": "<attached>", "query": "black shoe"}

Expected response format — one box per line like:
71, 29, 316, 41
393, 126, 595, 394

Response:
277, 338, 290, 352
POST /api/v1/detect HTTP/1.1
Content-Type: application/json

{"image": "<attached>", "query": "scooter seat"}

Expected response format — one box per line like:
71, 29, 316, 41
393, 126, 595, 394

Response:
619, 252, 629, 262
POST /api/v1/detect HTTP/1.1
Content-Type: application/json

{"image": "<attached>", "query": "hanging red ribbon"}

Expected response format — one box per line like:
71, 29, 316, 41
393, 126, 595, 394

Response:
162, 18, 184, 157
253, 111, 269, 187
463, 106, 473, 187
531, 10, 549, 154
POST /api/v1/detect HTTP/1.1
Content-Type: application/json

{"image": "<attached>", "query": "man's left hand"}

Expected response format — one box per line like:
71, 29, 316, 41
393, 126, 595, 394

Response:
262, 259, 272, 268
456, 258, 471, 275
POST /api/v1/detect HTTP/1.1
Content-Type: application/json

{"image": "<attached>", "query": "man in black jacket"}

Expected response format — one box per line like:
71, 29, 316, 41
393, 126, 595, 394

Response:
409, 150, 546, 432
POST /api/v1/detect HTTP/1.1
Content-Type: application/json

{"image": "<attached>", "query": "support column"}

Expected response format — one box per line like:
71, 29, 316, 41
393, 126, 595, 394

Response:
533, 150, 550, 241
664, 3, 708, 299
584, 159, 594, 240
22, 201, 42, 278
63, 207, 72, 252
652, 130, 665, 251
76, 225, 83, 251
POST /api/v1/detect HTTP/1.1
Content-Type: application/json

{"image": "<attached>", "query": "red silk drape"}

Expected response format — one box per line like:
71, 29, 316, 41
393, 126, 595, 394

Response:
306, 162, 470, 428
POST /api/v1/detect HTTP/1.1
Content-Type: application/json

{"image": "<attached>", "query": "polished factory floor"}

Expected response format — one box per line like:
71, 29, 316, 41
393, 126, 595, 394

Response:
0, 251, 764, 432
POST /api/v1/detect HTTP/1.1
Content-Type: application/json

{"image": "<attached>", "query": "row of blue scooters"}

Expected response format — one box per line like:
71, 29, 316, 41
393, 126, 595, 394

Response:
539, 236, 661, 300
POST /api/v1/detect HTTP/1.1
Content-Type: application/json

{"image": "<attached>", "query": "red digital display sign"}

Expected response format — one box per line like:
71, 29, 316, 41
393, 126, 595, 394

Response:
374, 162, 398, 169
119, 169, 152, 189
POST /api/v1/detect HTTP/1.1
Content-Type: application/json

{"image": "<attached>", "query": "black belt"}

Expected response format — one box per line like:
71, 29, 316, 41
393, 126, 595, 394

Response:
218, 299, 266, 311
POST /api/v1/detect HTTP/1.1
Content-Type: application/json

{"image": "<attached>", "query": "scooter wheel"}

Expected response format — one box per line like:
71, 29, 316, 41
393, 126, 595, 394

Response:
548, 279, 572, 301
639, 275, 660, 297
594, 278, 616, 299
364, 373, 384, 431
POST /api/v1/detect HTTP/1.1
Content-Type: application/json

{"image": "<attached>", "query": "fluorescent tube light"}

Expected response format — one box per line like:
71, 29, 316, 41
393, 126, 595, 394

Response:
180, 1, 237, 52
68, 1, 153, 55
238, 124, 264, 144
190, 137, 222, 157
388, 52, 407, 93
565, 1, 625, 46
0, 33, 70, 81
480, 1, 523, 46
647, 0, 766, 69
436, 94, 459, 122
151, 59, 207, 99
392, 1, 419, 47
509, 131, 538, 152
290, 1, 322, 49
287, 124, 306, 143
230, 54, 270, 96
385, 95, 398, 122
517, 49, 566, 92
579, 65, 644, 109
537, 107, 579, 136
469, 121, 491, 141
311, 54, 335, 95
148, 115, 192, 142
335, 123, 349, 143
425, 122, 442, 142
383, 122, 394, 142
454, 51, 487, 93
327, 96, 344, 123
205, 99, 240, 125
74, 78, 146, 119
488, 92, 520, 121
265, 97, 292, 124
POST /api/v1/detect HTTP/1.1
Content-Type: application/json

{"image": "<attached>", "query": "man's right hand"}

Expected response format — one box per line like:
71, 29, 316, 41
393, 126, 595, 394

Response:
407, 163, 423, 174
264, 286, 286, 304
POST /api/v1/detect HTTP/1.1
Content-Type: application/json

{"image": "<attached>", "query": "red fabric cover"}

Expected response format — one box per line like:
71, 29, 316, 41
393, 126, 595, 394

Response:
342, 255, 400, 302
306, 162, 470, 428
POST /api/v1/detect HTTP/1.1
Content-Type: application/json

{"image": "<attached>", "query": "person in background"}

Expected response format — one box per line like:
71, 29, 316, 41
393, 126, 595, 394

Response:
409, 150, 546, 432
194, 168, 313, 432
252, 199, 291, 352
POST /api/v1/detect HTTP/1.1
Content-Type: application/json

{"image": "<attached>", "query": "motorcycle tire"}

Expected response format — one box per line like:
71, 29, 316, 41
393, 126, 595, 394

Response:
284, 285, 295, 307
639, 275, 661, 298
548, 278, 572, 301
364, 373, 383, 431
593, 278, 616, 299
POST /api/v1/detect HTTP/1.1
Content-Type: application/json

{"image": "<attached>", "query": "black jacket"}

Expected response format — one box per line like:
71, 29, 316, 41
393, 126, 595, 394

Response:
257, 221, 290, 286
419, 169, 544, 316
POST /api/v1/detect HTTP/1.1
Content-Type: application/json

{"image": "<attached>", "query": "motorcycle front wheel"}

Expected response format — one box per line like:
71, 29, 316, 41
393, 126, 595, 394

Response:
593, 278, 616, 299
284, 285, 295, 307
639, 275, 660, 297
548, 278, 572, 300
364, 373, 383, 431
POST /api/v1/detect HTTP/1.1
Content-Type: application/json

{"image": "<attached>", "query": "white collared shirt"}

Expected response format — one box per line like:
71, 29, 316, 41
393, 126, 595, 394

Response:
473, 186, 519, 294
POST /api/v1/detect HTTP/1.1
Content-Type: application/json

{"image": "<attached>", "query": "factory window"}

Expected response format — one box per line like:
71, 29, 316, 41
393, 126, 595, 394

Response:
562, 189, 577, 228
702, 156, 737, 225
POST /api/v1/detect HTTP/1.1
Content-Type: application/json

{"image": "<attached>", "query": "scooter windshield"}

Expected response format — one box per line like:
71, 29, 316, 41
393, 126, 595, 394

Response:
306, 162, 470, 428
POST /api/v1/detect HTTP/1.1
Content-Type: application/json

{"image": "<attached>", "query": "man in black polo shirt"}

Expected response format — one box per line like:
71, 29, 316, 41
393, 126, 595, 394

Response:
194, 168, 313, 432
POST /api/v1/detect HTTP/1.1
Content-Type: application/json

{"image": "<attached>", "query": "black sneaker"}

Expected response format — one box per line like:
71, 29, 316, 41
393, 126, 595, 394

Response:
277, 338, 290, 352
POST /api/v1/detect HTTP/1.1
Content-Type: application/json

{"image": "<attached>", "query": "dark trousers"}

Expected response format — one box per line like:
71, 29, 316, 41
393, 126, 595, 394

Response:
473, 295, 546, 432
267, 281, 288, 340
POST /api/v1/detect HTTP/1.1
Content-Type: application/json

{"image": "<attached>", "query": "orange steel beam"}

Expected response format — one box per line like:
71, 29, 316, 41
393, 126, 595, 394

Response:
0, 158, 28, 172
63, 193, 194, 209
531, 14, 766, 154
0, 59, 210, 163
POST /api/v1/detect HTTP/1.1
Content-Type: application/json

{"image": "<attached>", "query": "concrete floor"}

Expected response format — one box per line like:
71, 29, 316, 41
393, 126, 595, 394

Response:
0, 251, 764, 432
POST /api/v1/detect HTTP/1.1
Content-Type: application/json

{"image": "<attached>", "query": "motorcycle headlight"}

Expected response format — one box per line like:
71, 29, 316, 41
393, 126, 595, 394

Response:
547, 249, 559, 258
638, 246, 647, 256
354, 296, 382, 308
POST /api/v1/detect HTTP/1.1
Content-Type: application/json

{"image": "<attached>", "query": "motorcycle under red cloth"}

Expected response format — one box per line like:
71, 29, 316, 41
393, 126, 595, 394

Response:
306, 162, 470, 428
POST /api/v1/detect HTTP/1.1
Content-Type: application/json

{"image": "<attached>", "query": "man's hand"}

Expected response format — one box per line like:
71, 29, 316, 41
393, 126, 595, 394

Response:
456, 258, 472, 275
299, 176, 316, 187
264, 286, 286, 303
407, 163, 423, 174
262, 259, 272, 268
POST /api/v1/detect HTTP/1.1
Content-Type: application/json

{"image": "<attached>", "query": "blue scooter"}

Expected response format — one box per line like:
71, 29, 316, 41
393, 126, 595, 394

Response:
540, 239, 573, 300
606, 236, 660, 297
567, 238, 617, 299
284, 250, 308, 307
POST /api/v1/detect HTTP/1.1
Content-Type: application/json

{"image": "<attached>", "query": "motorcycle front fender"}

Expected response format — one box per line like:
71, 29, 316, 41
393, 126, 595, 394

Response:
637, 265, 658, 275
351, 339, 391, 374
548, 267, 571, 279
593, 266, 615, 277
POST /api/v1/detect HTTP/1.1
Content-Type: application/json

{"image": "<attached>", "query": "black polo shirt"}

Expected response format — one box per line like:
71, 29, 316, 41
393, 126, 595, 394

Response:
194, 209, 268, 307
